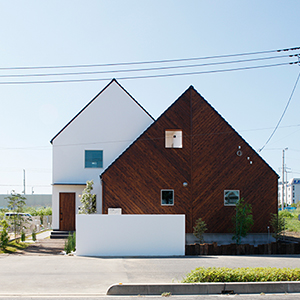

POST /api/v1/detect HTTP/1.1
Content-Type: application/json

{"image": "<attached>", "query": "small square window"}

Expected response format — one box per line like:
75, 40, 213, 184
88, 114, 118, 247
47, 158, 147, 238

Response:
85, 150, 103, 168
224, 190, 239, 206
161, 189, 174, 206
165, 130, 182, 148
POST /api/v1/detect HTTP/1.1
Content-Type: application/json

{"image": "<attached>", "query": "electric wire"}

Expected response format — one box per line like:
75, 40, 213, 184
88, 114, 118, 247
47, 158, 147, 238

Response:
1, 123, 300, 150
0, 61, 298, 85
259, 70, 300, 152
0, 53, 297, 78
0, 46, 298, 71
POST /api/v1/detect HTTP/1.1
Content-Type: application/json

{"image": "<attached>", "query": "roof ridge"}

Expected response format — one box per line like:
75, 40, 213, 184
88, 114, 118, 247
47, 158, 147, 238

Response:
50, 79, 154, 144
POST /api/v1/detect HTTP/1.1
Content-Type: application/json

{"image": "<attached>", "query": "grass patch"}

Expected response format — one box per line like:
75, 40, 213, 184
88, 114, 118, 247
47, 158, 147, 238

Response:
0, 240, 29, 254
284, 217, 300, 232
278, 209, 300, 232
182, 267, 300, 283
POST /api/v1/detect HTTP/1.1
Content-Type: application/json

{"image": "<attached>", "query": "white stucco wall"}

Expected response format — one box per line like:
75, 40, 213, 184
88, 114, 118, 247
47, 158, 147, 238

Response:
51, 80, 154, 227
52, 185, 86, 230
76, 214, 185, 256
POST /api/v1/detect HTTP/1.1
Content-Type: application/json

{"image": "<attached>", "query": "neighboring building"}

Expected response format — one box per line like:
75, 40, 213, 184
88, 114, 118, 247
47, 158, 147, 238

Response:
51, 79, 154, 231
101, 85, 279, 242
287, 178, 300, 205
0, 194, 51, 208
278, 181, 286, 207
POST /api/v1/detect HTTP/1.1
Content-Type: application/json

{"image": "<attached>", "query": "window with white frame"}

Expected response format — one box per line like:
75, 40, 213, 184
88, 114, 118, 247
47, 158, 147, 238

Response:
161, 189, 174, 206
165, 130, 182, 148
224, 190, 239, 206
85, 150, 103, 168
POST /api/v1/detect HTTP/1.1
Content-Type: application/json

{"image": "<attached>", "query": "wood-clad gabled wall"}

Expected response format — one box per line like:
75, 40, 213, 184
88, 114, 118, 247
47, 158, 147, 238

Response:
101, 86, 278, 233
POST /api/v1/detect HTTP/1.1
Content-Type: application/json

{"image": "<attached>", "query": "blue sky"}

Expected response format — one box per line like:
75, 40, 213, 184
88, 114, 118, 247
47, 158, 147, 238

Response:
0, 1, 299, 194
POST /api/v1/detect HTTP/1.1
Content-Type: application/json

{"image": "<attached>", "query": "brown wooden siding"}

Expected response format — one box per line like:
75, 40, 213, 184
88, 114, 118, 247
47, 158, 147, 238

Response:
102, 86, 278, 234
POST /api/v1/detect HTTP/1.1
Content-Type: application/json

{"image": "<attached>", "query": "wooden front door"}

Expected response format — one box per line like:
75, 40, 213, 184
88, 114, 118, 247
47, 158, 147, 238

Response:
59, 192, 76, 231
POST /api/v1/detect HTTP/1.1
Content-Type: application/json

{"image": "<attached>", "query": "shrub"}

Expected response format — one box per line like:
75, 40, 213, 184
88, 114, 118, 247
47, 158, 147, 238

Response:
279, 210, 294, 218
182, 267, 300, 283
64, 232, 76, 254
21, 231, 26, 242
24, 206, 52, 217
32, 229, 36, 241
0, 219, 9, 251
193, 218, 207, 243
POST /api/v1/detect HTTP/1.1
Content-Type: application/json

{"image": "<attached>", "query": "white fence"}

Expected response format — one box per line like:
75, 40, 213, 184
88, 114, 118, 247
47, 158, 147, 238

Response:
76, 214, 185, 257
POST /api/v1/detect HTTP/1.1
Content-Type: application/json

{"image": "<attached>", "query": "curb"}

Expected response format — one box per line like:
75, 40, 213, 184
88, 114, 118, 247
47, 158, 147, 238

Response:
106, 281, 300, 295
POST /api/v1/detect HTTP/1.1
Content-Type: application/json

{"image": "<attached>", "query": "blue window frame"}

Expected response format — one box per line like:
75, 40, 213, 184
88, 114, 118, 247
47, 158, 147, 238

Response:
85, 150, 103, 168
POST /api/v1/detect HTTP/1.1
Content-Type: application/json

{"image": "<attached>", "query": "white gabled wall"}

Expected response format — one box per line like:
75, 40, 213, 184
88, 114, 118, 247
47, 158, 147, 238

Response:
52, 81, 153, 229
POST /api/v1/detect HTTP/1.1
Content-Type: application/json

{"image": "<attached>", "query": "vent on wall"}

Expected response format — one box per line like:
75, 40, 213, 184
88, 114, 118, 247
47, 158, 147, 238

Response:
165, 130, 183, 148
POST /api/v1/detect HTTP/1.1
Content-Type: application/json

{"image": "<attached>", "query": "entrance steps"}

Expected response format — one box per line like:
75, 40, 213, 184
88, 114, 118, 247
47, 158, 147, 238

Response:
50, 230, 75, 239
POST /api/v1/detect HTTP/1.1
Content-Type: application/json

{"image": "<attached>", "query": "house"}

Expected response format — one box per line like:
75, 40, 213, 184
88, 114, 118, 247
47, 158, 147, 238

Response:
100, 85, 279, 244
287, 178, 300, 205
51, 79, 154, 232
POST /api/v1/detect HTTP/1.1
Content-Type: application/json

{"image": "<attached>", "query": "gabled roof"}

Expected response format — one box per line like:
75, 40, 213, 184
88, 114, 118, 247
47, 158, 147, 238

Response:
50, 78, 154, 144
101, 85, 278, 178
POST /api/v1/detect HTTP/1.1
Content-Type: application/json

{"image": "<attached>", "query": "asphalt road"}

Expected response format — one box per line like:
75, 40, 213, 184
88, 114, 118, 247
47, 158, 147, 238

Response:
1, 254, 300, 296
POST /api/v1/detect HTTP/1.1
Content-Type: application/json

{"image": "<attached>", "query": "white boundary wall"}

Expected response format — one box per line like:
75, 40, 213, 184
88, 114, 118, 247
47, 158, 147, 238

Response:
76, 214, 185, 256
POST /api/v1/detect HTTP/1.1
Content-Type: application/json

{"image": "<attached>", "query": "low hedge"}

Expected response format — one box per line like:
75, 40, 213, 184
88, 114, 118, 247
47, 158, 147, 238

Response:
182, 267, 300, 283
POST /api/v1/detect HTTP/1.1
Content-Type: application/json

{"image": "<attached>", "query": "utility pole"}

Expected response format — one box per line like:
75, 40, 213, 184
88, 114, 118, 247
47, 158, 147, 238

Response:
282, 148, 288, 208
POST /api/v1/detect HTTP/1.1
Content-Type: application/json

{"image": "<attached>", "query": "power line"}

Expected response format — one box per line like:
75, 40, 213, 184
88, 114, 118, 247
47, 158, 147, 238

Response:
0, 46, 299, 71
0, 53, 297, 78
50, 123, 300, 148
0, 124, 299, 151
0, 61, 298, 85
259, 70, 300, 152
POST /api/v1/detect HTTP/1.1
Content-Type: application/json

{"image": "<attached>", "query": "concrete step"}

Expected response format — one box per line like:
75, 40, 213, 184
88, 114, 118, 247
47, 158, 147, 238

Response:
50, 230, 75, 239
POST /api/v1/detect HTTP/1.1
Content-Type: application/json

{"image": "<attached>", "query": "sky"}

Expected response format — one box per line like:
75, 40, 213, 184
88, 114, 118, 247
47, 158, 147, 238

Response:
0, 1, 299, 195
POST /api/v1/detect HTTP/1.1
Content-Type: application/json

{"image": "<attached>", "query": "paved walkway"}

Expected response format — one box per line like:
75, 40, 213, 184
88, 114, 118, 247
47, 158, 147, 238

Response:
11, 230, 66, 256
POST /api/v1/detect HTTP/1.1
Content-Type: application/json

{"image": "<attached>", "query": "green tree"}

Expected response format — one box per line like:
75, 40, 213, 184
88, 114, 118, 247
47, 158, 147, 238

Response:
0, 219, 9, 251
232, 198, 254, 245
270, 213, 285, 242
6, 191, 27, 239
79, 180, 96, 214
193, 218, 207, 243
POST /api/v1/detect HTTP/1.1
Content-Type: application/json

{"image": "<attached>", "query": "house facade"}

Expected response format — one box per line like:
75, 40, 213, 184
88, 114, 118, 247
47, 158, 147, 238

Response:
287, 178, 300, 205
101, 86, 278, 240
51, 79, 154, 231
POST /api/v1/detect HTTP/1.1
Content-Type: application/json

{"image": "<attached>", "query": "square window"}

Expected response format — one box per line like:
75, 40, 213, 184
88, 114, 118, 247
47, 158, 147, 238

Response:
161, 189, 174, 206
85, 150, 103, 168
165, 130, 182, 148
224, 190, 239, 206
